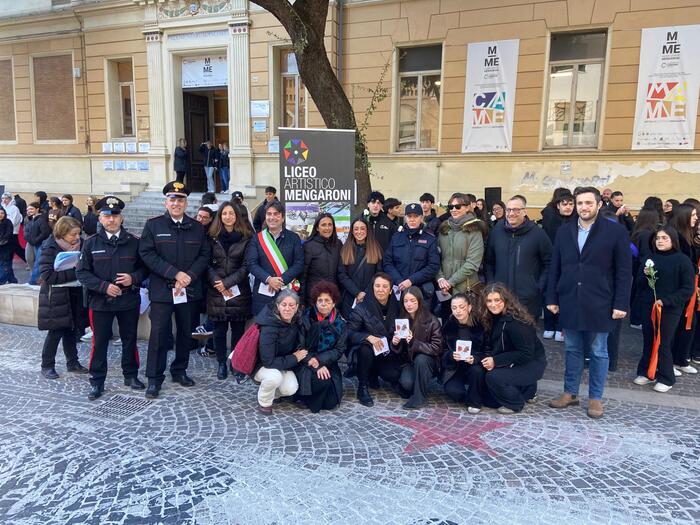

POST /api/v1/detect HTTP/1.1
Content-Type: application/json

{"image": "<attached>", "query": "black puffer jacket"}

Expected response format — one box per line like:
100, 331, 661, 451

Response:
206, 232, 252, 322
301, 234, 341, 304
24, 212, 51, 248
346, 292, 401, 374
38, 238, 83, 331
254, 303, 304, 374
82, 208, 98, 236
0, 217, 12, 258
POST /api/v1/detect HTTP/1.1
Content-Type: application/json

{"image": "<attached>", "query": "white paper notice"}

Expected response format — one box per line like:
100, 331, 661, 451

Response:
436, 290, 452, 302
456, 340, 472, 361
258, 282, 276, 297
374, 337, 390, 356
392, 285, 401, 301
395, 319, 410, 339
172, 288, 188, 304
223, 284, 241, 301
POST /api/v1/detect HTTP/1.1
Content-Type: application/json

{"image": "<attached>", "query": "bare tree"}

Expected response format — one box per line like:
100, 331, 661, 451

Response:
251, 0, 371, 208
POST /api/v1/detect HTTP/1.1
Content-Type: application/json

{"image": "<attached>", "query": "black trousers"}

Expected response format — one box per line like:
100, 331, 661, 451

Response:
356, 343, 404, 385
88, 308, 140, 386
485, 355, 546, 411
41, 328, 78, 369
301, 372, 339, 413
213, 319, 246, 363
11, 234, 25, 263
672, 310, 697, 366
637, 305, 680, 387
175, 171, 186, 183
399, 354, 438, 406
146, 301, 193, 385
444, 363, 498, 409
606, 319, 622, 371
692, 312, 700, 361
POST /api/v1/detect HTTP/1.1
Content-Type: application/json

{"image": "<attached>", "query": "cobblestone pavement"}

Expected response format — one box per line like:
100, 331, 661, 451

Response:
0, 322, 699, 525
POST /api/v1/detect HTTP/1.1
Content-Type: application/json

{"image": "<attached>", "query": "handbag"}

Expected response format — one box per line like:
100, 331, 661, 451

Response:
229, 323, 260, 375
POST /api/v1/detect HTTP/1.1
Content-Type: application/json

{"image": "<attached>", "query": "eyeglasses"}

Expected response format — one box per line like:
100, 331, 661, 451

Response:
447, 204, 463, 211
505, 208, 524, 215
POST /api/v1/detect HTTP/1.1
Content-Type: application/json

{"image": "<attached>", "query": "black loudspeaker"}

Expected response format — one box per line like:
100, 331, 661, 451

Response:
484, 187, 502, 211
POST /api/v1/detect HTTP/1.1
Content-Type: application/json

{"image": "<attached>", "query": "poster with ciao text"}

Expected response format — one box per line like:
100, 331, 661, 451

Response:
278, 128, 355, 243
461, 39, 519, 153
632, 25, 700, 150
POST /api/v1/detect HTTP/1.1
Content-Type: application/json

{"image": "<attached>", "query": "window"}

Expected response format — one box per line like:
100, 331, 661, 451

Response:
106, 58, 135, 139
544, 32, 607, 148
0, 60, 16, 141
397, 45, 442, 151
280, 49, 306, 128
32, 54, 76, 141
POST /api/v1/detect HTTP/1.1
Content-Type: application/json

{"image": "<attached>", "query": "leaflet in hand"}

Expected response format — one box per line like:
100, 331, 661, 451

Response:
455, 340, 472, 361
258, 282, 276, 297
172, 287, 188, 304
223, 284, 241, 301
53, 251, 80, 272
436, 290, 452, 303
374, 337, 390, 356
392, 285, 401, 301
395, 318, 410, 339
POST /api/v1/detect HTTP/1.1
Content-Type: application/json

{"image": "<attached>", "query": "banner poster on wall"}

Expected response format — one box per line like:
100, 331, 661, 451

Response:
181, 55, 228, 88
461, 39, 519, 153
278, 128, 355, 242
632, 25, 700, 150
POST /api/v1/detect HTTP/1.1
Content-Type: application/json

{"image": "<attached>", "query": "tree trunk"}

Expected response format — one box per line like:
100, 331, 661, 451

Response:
251, 0, 372, 211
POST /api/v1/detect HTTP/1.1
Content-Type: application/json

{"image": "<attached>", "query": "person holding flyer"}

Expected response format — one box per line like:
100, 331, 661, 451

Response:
206, 202, 253, 380
390, 286, 443, 410
245, 200, 303, 315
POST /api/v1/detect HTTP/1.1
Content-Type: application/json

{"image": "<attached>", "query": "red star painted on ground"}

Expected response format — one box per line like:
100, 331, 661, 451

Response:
380, 407, 513, 456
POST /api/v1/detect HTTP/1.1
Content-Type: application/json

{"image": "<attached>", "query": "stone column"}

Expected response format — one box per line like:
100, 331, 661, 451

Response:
228, 4, 254, 190
143, 28, 166, 155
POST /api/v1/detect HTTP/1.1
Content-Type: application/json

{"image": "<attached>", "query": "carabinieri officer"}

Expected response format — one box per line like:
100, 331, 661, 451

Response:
139, 181, 211, 399
77, 196, 148, 400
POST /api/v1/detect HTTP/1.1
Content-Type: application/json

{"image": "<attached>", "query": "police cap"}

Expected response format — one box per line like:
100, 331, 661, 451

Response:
95, 195, 125, 215
163, 181, 190, 197
404, 203, 422, 216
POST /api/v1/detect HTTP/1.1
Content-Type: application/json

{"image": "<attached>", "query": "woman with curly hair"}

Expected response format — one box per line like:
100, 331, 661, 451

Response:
478, 283, 547, 414
297, 280, 346, 413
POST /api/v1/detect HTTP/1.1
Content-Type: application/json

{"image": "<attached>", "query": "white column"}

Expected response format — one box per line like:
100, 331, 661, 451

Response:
143, 28, 167, 155
228, 9, 254, 189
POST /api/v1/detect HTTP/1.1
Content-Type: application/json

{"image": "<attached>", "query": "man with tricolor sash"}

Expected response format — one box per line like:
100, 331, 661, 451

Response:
245, 200, 304, 314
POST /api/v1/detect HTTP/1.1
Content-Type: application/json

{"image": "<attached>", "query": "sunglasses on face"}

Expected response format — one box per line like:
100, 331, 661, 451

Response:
447, 204, 463, 210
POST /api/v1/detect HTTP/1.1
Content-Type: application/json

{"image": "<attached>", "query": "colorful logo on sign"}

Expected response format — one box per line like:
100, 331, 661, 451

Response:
472, 91, 506, 126
283, 139, 309, 165
645, 81, 687, 120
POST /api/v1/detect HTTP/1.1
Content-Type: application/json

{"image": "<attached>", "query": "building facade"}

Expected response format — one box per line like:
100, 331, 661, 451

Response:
1, 0, 699, 207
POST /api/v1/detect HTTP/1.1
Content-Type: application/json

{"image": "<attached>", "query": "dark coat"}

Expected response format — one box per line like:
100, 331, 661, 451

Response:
76, 228, 147, 311
24, 212, 51, 248
199, 144, 219, 167
485, 219, 552, 317
0, 217, 13, 259
38, 238, 83, 331
337, 242, 382, 318
301, 235, 341, 304
486, 314, 546, 368
14, 195, 27, 218
82, 209, 98, 236
546, 216, 633, 332
174, 146, 188, 172
440, 315, 485, 384
206, 233, 252, 322
384, 226, 440, 289
254, 304, 304, 374
390, 310, 443, 366
366, 212, 397, 252
138, 213, 211, 303
608, 204, 635, 232
253, 198, 278, 232
635, 251, 695, 313
296, 307, 345, 400
64, 204, 83, 224
541, 205, 576, 243
346, 292, 401, 373
423, 210, 442, 236
245, 228, 304, 315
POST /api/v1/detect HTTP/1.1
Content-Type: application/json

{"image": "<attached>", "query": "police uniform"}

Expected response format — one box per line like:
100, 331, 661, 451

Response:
76, 196, 148, 400
138, 181, 211, 398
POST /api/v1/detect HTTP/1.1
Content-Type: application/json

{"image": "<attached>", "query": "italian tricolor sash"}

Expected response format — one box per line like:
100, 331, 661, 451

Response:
258, 229, 300, 292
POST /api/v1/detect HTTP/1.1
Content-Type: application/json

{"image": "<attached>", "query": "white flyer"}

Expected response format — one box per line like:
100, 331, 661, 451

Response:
436, 290, 452, 302
258, 282, 276, 297
172, 288, 188, 304
374, 337, 390, 356
395, 319, 410, 339
455, 340, 472, 361
223, 284, 241, 301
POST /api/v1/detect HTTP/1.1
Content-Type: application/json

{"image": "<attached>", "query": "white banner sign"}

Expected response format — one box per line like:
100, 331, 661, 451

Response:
182, 55, 228, 88
632, 25, 700, 150
461, 39, 519, 153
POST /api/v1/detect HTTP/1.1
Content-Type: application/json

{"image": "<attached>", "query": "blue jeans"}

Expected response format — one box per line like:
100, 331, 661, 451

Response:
29, 246, 41, 285
219, 167, 230, 193
204, 166, 216, 192
563, 330, 609, 400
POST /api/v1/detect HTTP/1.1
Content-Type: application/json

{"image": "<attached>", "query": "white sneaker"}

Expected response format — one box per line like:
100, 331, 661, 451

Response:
112, 337, 122, 347
80, 328, 93, 342
543, 331, 555, 339
633, 376, 653, 386
467, 406, 481, 414
691, 358, 700, 365
630, 324, 642, 330
673, 367, 682, 377
653, 382, 672, 393
554, 331, 564, 342
679, 365, 697, 374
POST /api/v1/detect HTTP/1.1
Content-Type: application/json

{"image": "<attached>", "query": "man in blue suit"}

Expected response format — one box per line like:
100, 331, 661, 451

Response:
546, 186, 632, 419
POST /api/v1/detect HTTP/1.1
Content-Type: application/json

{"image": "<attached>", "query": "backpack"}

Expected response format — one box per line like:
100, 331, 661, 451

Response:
228, 323, 260, 375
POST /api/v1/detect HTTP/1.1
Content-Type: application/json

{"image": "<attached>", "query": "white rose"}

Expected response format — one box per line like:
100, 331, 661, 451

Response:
645, 259, 655, 269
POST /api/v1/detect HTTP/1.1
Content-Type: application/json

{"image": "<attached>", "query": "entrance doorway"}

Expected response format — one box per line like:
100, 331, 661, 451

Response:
183, 88, 229, 192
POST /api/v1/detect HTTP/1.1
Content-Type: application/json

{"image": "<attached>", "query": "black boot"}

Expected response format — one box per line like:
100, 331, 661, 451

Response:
357, 383, 374, 407
88, 384, 104, 401
217, 363, 228, 380
124, 376, 146, 390
145, 383, 160, 399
